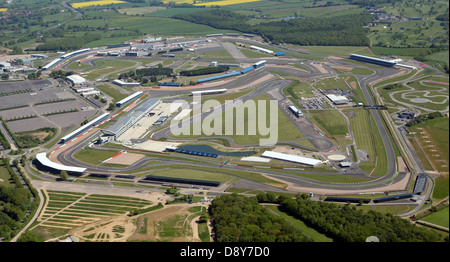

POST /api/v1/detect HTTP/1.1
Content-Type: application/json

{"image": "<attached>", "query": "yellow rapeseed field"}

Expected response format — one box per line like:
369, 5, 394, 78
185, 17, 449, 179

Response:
71, 0, 127, 9
162, 0, 261, 6
0, 8, 8, 12
193, 0, 261, 6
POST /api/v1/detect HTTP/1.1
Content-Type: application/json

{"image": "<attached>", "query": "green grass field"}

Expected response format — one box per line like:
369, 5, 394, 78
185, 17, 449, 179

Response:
0, 165, 14, 187
307, 110, 348, 136
421, 207, 449, 229
95, 84, 128, 103
72, 148, 121, 165
171, 95, 304, 145
408, 117, 449, 201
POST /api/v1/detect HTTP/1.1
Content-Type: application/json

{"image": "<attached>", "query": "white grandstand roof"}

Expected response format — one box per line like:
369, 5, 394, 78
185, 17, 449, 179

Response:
36, 153, 86, 173
261, 151, 322, 166
60, 112, 109, 142
191, 89, 227, 95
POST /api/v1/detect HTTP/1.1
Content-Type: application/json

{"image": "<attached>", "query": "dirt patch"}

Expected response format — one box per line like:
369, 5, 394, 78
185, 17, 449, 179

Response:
311, 62, 328, 74
349, 81, 357, 90
106, 152, 145, 165
18, 131, 53, 141
332, 66, 353, 72
397, 156, 409, 172
127, 204, 204, 242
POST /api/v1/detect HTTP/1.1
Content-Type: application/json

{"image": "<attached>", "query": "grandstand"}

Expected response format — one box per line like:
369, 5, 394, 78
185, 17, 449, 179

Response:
115, 91, 143, 107
60, 113, 109, 143
413, 173, 427, 194
261, 151, 322, 167
191, 89, 227, 96
166, 146, 218, 158
35, 153, 86, 175
142, 175, 221, 187
349, 54, 397, 67
250, 46, 274, 54
158, 82, 181, 87
197, 71, 241, 83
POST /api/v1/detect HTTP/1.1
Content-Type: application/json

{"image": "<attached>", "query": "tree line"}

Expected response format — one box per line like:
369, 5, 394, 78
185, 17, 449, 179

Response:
0, 158, 32, 240
257, 193, 445, 242
172, 9, 372, 46
179, 66, 229, 76
209, 193, 446, 242
210, 193, 313, 242
406, 112, 443, 127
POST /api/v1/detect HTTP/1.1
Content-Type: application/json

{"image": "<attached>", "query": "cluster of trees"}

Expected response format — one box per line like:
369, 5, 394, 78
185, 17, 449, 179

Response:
0, 128, 11, 150
406, 111, 443, 127
35, 33, 101, 52
0, 158, 32, 240
180, 66, 229, 76
119, 65, 173, 82
27, 70, 42, 80
49, 70, 73, 79
173, 9, 372, 46
256, 193, 444, 242
210, 194, 313, 242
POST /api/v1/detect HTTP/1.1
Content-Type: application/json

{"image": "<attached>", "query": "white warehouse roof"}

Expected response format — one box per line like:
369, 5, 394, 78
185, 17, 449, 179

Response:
261, 151, 322, 167
326, 94, 348, 103
67, 75, 86, 84
36, 153, 86, 173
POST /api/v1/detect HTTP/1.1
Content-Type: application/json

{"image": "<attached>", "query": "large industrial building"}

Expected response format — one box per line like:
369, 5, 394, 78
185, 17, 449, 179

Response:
102, 98, 161, 139
261, 151, 322, 167
326, 94, 349, 105
67, 75, 86, 85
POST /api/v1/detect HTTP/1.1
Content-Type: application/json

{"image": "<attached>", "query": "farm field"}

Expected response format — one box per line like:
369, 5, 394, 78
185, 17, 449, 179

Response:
71, 1, 127, 9
30, 190, 155, 241
408, 117, 449, 201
